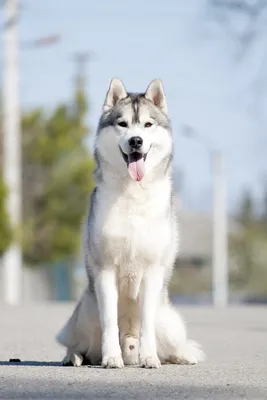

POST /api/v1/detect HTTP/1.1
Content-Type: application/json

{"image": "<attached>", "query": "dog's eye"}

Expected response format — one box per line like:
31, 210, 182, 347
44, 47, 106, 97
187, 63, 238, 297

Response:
118, 121, 128, 128
144, 122, 152, 128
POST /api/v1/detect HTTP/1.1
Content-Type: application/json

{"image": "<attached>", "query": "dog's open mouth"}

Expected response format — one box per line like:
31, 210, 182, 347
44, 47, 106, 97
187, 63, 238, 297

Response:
119, 148, 148, 182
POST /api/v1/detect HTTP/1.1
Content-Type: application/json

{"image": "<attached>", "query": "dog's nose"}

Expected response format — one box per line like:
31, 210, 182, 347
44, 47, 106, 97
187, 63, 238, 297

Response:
128, 136, 143, 149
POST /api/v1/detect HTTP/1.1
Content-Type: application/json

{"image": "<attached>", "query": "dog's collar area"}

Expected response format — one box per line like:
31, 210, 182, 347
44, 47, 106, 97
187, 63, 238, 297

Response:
119, 147, 147, 165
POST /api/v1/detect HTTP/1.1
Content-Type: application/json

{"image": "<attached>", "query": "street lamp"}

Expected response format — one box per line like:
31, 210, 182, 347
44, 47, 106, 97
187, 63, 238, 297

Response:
181, 124, 228, 307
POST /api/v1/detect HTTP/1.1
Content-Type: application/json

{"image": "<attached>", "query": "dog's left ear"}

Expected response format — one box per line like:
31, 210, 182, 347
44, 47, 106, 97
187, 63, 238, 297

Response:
145, 79, 168, 115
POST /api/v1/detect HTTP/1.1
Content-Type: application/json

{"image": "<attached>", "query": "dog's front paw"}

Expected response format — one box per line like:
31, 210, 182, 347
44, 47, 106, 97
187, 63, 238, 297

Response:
139, 354, 161, 369
102, 355, 124, 369
123, 353, 139, 365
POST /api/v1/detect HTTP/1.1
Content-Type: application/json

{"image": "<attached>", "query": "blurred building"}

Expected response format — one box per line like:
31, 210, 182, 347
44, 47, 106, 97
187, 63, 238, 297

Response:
178, 209, 240, 269
167, 208, 241, 298
0, 206, 241, 303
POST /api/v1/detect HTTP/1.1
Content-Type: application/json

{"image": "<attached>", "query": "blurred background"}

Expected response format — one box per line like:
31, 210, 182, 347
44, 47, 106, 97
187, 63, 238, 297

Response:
0, 0, 267, 305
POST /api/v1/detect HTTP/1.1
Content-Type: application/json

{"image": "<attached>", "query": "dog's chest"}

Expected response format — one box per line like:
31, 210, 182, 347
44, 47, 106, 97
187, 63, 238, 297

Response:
95, 185, 171, 267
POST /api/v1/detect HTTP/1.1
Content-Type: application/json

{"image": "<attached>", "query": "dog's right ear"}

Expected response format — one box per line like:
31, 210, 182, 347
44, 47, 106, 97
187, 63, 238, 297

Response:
103, 78, 127, 112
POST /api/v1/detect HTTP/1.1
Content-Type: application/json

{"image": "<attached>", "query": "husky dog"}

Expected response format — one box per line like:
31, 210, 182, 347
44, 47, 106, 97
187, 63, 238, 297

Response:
56, 78, 204, 369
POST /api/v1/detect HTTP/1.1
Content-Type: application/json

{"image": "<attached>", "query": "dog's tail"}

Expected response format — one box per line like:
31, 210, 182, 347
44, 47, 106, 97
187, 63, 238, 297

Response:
175, 339, 205, 364
156, 303, 205, 364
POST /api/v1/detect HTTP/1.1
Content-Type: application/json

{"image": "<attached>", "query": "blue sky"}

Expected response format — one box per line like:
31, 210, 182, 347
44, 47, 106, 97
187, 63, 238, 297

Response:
1, 0, 266, 213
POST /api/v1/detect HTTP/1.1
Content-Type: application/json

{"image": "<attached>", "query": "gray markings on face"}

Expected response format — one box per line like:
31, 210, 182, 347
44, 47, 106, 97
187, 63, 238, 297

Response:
98, 92, 171, 131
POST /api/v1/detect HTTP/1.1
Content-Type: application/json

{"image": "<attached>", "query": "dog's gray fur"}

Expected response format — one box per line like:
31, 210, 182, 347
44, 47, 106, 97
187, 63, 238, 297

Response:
56, 78, 204, 369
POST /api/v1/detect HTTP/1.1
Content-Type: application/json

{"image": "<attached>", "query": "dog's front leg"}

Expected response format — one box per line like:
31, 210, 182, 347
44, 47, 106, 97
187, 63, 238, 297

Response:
95, 268, 124, 368
139, 266, 163, 368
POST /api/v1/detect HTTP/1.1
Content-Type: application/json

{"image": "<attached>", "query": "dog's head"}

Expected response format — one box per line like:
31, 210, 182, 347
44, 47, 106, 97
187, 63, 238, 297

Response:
95, 78, 172, 182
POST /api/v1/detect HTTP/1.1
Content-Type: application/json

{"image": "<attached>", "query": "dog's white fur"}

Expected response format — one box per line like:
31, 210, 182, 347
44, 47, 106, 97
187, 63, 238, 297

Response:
56, 78, 205, 368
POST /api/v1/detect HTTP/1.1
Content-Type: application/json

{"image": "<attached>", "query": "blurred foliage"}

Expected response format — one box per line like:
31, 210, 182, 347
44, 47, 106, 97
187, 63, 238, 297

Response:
0, 174, 12, 256
0, 100, 13, 256
21, 86, 94, 265
170, 262, 211, 295
229, 188, 267, 296
170, 187, 267, 299
0, 85, 94, 265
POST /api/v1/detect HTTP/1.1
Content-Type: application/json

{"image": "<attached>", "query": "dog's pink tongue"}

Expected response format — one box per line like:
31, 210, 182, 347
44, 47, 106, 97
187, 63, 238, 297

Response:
128, 158, 145, 181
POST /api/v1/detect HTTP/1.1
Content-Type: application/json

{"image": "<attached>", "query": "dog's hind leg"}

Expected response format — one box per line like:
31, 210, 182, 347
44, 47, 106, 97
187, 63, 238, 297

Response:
56, 287, 102, 366
62, 350, 84, 367
119, 298, 140, 365
156, 303, 205, 365
121, 335, 139, 365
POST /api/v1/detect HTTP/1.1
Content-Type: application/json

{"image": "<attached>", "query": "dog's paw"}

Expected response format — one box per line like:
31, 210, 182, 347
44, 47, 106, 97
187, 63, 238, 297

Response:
62, 351, 83, 367
102, 355, 124, 369
122, 336, 139, 365
123, 354, 139, 365
123, 353, 139, 365
139, 355, 161, 369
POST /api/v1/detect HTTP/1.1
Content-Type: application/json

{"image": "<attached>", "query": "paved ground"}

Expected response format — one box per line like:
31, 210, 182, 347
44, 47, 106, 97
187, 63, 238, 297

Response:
0, 303, 266, 399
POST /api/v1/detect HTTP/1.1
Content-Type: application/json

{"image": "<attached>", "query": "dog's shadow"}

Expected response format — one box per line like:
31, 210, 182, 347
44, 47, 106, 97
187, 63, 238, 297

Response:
0, 360, 102, 368
0, 360, 61, 367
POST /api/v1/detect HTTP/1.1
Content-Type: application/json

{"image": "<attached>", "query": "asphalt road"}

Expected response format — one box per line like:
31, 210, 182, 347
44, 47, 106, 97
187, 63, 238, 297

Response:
0, 303, 266, 399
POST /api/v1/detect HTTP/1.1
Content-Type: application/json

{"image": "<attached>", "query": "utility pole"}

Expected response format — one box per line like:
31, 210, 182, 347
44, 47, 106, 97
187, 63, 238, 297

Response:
72, 52, 91, 89
1, 0, 60, 304
181, 125, 229, 307
2, 0, 22, 305
211, 150, 228, 307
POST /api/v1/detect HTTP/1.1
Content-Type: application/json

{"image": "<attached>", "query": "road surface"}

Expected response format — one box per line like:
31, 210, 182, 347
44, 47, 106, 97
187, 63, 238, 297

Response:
0, 303, 266, 399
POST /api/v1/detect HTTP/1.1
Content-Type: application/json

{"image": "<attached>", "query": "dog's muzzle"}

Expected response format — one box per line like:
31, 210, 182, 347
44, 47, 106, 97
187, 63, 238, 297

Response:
119, 147, 148, 182
128, 136, 143, 150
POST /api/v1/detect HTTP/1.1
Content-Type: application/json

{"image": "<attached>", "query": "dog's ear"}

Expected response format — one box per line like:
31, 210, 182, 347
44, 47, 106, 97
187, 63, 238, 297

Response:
145, 79, 168, 115
103, 78, 127, 112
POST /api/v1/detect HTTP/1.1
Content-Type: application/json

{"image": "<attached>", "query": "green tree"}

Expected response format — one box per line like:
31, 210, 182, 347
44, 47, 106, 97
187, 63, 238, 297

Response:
0, 174, 12, 256
21, 86, 94, 265
0, 100, 13, 256
230, 189, 267, 296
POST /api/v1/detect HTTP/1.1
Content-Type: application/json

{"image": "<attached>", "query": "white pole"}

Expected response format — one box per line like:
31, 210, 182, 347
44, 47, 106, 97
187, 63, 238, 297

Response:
2, 0, 22, 305
212, 150, 228, 307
